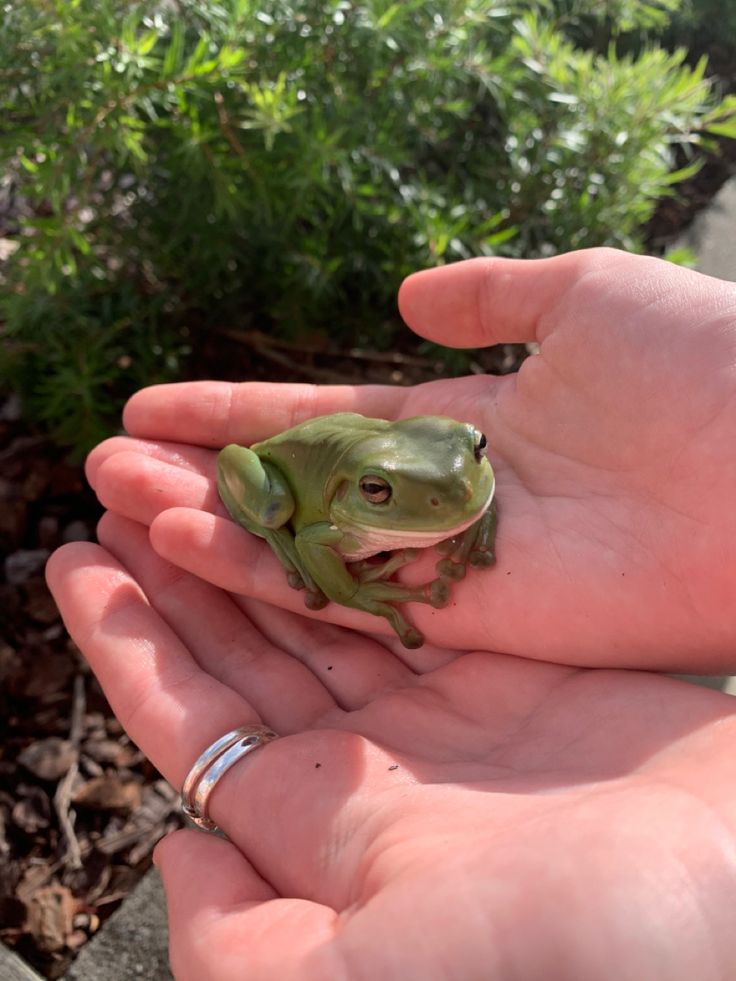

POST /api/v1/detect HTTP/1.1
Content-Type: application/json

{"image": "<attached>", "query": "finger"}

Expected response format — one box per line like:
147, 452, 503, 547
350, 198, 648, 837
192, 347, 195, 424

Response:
150, 509, 479, 660
86, 436, 215, 491
237, 596, 418, 708
94, 451, 221, 526
239, 595, 462, 679
123, 380, 410, 446
397, 248, 631, 347
156, 830, 341, 981
46, 542, 409, 905
96, 512, 337, 729
376, 634, 464, 674
149, 507, 431, 641
45, 543, 258, 786
91, 389, 500, 529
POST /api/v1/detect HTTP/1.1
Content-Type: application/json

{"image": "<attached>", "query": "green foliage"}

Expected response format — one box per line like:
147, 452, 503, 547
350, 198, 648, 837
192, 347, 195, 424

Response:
546, 0, 685, 42
0, 0, 733, 451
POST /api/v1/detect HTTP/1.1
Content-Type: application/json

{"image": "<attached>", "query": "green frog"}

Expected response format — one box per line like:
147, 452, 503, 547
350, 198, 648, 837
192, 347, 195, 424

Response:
217, 413, 497, 648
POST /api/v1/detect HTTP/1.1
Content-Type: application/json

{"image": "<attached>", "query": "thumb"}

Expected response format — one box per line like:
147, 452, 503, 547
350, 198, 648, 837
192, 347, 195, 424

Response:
397, 248, 628, 348
155, 829, 340, 981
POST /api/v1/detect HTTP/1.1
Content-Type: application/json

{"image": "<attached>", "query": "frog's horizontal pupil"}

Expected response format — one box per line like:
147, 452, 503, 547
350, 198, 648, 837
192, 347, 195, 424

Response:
474, 433, 488, 462
359, 476, 391, 503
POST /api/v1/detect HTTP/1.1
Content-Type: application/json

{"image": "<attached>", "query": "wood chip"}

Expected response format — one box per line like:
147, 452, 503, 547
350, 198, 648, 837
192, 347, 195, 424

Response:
25, 883, 75, 953
72, 776, 142, 812
12, 786, 51, 833
18, 738, 76, 782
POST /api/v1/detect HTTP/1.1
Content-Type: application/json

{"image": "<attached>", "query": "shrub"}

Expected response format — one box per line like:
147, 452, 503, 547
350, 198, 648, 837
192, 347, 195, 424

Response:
666, 0, 736, 71
1, 0, 733, 451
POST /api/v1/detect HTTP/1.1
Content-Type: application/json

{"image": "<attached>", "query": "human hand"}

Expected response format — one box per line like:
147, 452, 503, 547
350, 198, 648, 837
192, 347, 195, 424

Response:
86, 248, 736, 669
46, 515, 736, 981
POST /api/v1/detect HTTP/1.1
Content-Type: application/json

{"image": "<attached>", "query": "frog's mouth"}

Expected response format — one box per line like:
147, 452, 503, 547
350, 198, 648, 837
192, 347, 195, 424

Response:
337, 484, 495, 562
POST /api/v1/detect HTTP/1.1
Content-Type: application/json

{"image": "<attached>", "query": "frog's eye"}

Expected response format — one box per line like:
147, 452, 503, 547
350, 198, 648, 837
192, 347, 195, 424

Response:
359, 475, 392, 504
474, 432, 487, 463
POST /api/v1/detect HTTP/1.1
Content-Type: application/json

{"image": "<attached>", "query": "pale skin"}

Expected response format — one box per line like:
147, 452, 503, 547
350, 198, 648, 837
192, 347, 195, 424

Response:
81, 249, 736, 670
47, 249, 736, 979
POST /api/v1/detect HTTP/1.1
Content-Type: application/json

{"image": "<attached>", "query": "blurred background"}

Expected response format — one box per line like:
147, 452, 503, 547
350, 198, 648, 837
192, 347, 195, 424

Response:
1, 1, 735, 976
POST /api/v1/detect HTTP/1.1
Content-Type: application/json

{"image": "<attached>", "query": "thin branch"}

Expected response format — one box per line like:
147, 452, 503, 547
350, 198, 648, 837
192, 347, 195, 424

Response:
214, 91, 246, 157
215, 326, 435, 370
53, 674, 86, 870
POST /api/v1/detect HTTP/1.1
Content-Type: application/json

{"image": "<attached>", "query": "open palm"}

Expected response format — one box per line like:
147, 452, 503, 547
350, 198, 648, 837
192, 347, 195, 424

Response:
47, 513, 736, 981
86, 249, 736, 669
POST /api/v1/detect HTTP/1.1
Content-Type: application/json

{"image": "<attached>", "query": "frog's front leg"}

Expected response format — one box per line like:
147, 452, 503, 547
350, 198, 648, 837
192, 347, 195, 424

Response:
436, 500, 498, 581
295, 525, 449, 649
349, 548, 420, 584
217, 445, 328, 608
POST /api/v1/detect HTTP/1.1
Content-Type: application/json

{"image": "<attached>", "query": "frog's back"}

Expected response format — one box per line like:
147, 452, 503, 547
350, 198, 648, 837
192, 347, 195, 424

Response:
251, 413, 389, 518
252, 413, 387, 461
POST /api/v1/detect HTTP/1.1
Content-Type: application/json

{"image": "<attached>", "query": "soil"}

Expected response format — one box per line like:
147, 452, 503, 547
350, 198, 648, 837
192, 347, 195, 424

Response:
1, 129, 735, 977
0, 404, 181, 978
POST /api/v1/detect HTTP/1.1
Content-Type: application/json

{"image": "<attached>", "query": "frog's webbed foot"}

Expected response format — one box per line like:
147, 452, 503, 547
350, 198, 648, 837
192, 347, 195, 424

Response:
356, 590, 424, 649
436, 501, 498, 580
346, 553, 449, 646
354, 577, 452, 648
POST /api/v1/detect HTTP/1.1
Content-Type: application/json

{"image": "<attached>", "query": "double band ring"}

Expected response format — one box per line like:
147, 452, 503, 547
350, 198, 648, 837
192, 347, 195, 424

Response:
181, 724, 279, 832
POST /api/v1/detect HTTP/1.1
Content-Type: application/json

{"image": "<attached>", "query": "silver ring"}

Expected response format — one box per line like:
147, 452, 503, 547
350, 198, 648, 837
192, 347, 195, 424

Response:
181, 724, 278, 831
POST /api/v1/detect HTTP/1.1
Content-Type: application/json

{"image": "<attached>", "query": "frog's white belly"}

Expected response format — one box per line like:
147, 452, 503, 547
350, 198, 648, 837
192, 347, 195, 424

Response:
338, 499, 493, 561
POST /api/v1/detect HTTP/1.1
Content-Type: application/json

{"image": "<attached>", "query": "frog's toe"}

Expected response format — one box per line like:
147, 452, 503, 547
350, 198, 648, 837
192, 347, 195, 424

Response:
436, 536, 461, 557
287, 571, 305, 590
469, 548, 495, 568
425, 578, 451, 609
304, 588, 329, 610
400, 626, 424, 649
436, 558, 466, 581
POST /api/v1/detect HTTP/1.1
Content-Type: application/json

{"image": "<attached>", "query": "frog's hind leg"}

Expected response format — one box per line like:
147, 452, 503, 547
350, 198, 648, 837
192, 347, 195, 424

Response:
217, 445, 327, 608
263, 527, 328, 610
369, 600, 424, 650
217, 445, 295, 531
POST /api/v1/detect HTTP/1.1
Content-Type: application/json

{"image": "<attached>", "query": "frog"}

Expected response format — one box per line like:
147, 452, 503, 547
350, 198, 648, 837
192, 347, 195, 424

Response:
217, 412, 497, 649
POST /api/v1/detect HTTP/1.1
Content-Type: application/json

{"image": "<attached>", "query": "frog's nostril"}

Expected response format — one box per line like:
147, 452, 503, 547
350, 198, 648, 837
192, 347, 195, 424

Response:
430, 496, 440, 507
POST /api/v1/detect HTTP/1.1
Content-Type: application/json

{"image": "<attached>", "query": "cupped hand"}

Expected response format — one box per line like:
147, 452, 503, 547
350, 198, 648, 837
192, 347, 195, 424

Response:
85, 248, 736, 668
47, 516, 736, 981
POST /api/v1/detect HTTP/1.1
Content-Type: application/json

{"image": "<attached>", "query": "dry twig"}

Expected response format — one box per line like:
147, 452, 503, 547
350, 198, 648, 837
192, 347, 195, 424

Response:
53, 675, 86, 870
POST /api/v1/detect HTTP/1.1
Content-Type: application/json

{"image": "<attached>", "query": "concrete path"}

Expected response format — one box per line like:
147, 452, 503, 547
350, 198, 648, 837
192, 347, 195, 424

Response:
63, 870, 171, 981
0, 945, 45, 981
678, 174, 736, 282
678, 173, 736, 694
0, 870, 171, 981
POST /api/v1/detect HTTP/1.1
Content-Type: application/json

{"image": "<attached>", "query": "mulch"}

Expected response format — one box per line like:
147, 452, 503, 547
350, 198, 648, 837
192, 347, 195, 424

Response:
0, 404, 181, 978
